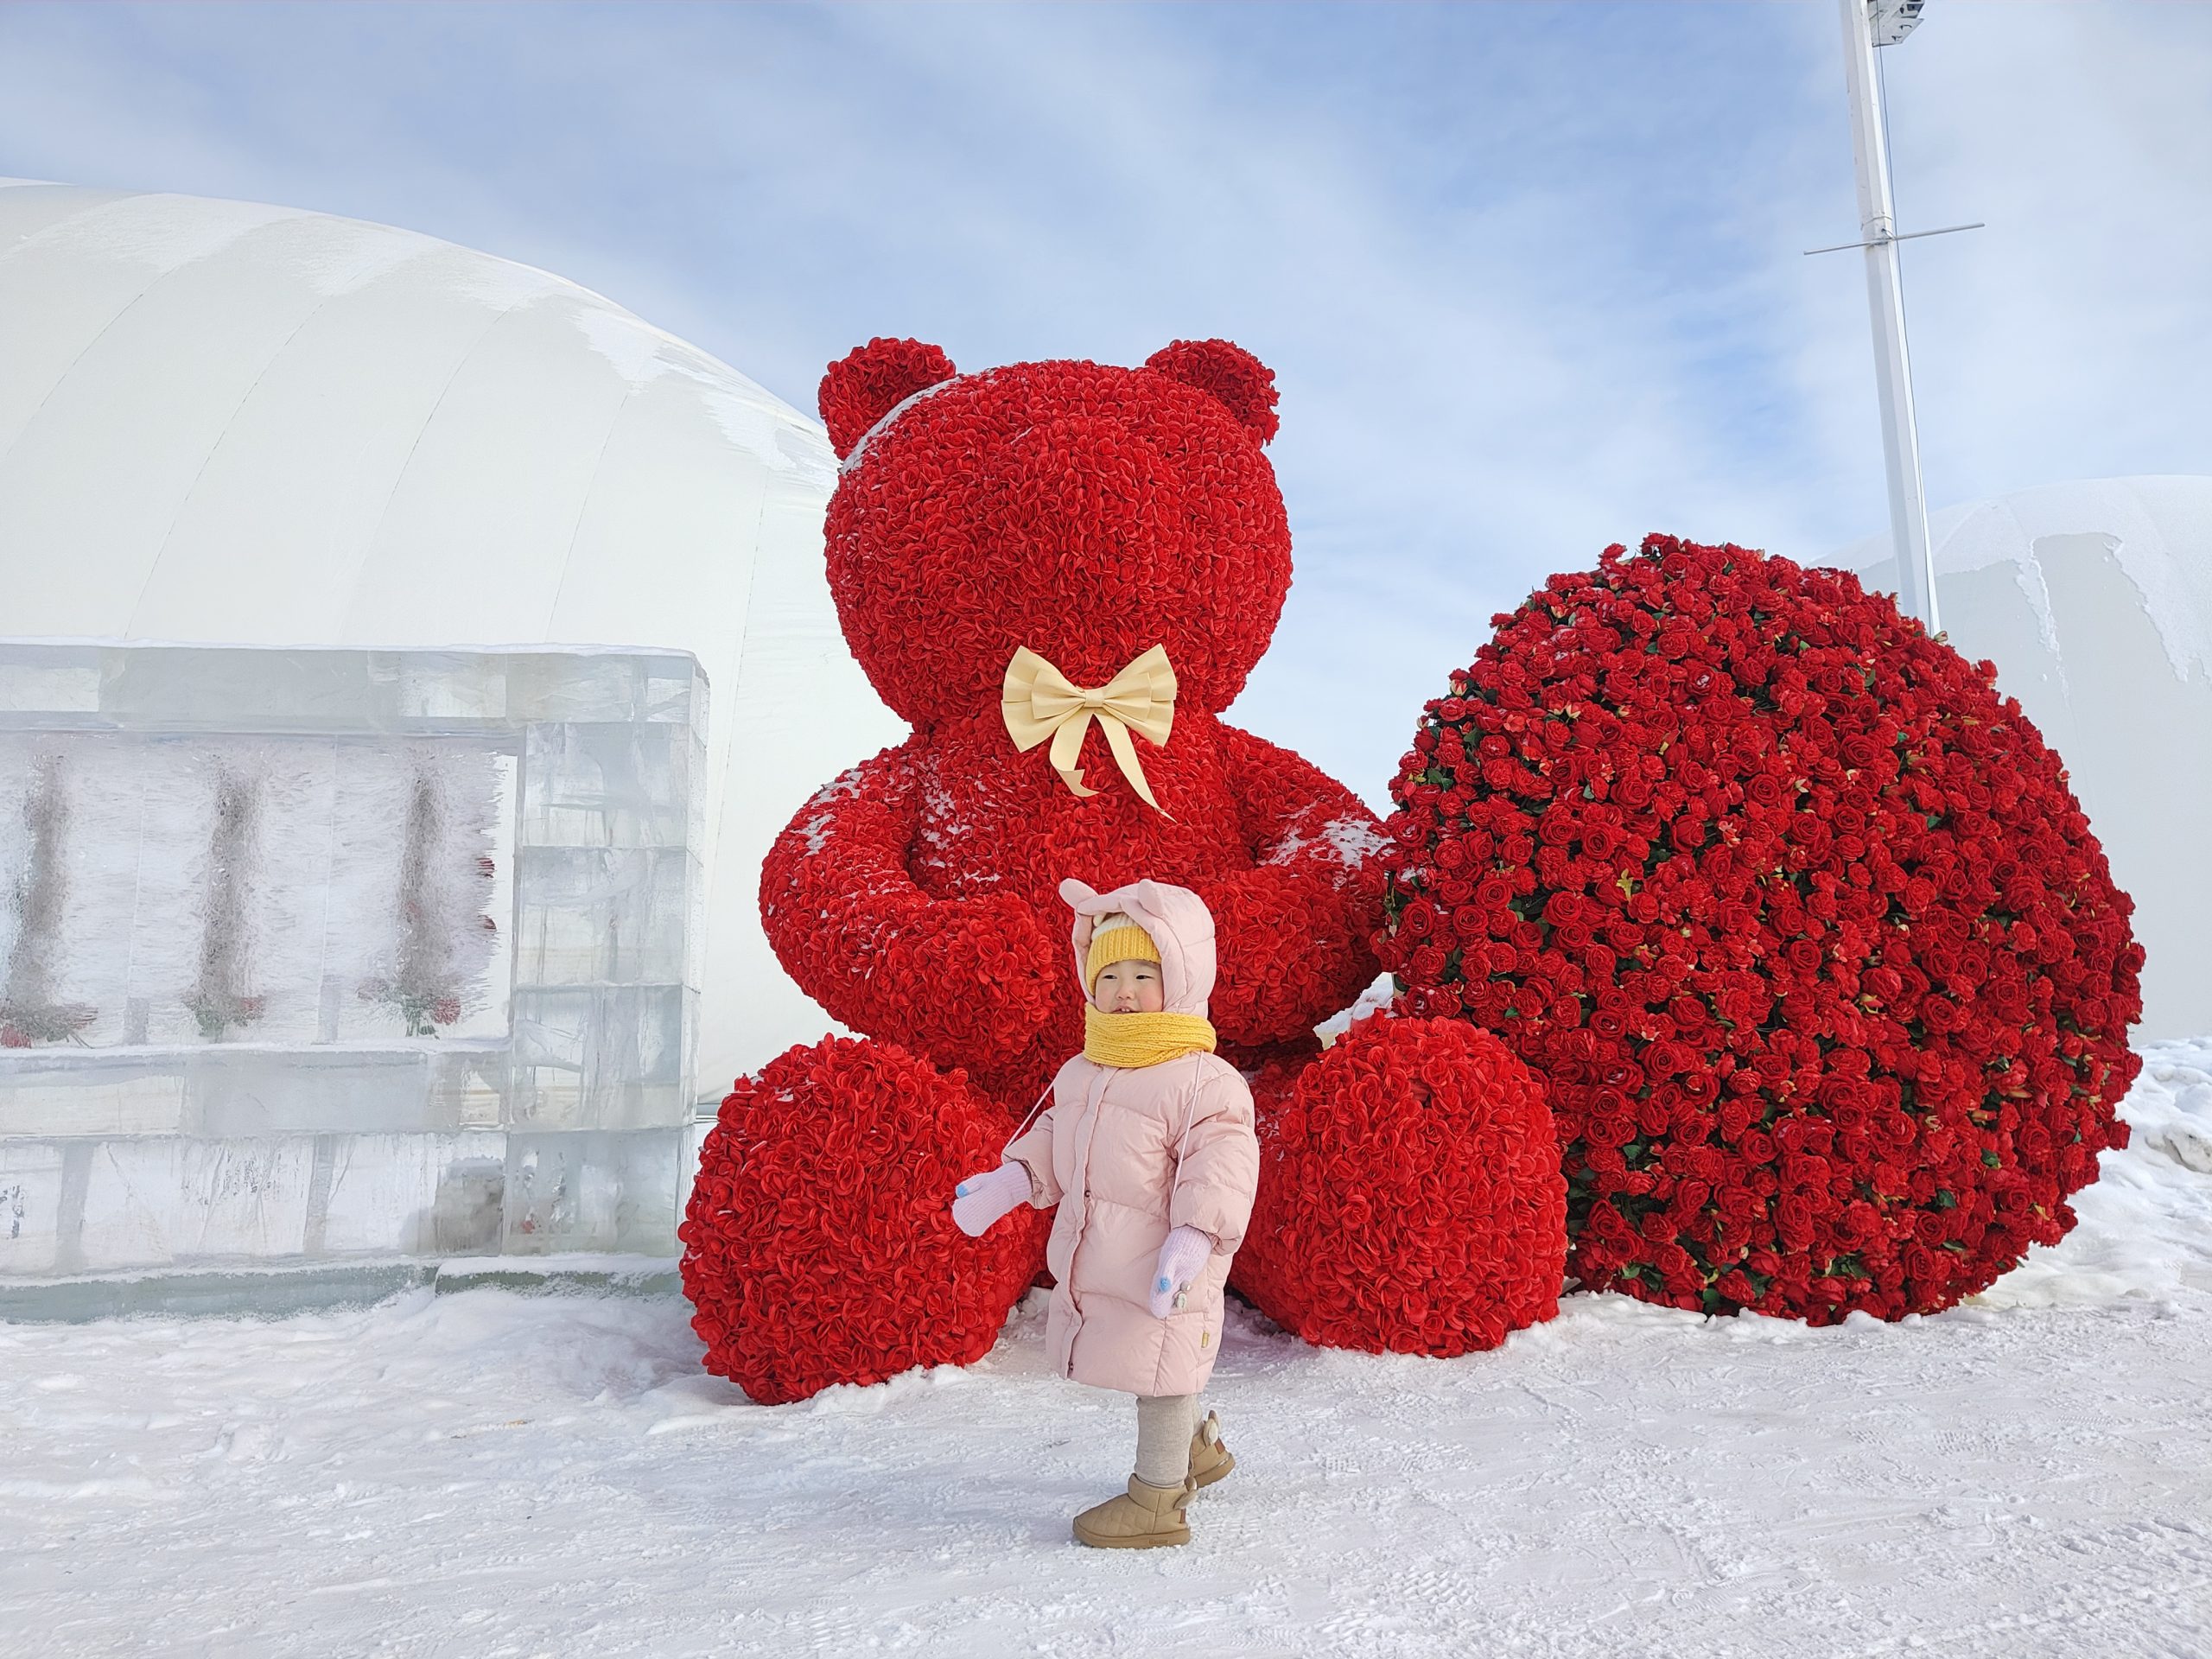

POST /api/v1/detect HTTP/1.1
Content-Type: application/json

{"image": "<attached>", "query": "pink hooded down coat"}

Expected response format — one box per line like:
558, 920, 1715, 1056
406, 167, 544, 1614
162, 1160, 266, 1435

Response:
1005, 878, 1261, 1398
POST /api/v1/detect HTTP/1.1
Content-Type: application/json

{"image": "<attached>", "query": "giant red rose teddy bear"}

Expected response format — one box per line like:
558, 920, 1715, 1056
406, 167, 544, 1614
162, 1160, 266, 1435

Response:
678, 340, 1566, 1402
680, 339, 2143, 1405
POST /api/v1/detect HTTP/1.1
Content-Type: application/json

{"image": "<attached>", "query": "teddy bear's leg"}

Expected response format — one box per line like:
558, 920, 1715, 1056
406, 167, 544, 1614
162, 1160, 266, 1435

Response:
1228, 1014, 1568, 1357
679, 1034, 1051, 1404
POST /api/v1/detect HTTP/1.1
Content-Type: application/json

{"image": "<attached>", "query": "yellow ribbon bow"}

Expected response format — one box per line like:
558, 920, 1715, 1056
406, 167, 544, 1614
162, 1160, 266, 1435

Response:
1001, 644, 1178, 814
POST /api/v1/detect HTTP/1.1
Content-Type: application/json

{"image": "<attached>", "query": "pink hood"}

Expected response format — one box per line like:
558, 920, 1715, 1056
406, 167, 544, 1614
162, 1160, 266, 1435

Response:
1058, 877, 1217, 1019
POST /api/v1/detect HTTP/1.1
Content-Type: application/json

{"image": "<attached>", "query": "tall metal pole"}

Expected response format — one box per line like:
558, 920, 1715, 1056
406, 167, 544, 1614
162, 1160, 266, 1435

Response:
1838, 0, 1941, 633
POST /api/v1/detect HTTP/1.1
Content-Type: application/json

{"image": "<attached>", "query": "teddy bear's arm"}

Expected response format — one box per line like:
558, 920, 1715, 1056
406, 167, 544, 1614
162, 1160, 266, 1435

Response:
1195, 723, 1392, 1046
759, 741, 1061, 1072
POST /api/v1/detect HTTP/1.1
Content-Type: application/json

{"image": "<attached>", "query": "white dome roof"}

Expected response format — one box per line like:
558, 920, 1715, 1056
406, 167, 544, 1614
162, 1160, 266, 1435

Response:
0, 179, 902, 1093
1833, 477, 2212, 1039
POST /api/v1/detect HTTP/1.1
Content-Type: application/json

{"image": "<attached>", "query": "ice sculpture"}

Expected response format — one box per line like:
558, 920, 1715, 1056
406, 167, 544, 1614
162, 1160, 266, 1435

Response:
0, 641, 704, 1290
1834, 476, 2212, 1039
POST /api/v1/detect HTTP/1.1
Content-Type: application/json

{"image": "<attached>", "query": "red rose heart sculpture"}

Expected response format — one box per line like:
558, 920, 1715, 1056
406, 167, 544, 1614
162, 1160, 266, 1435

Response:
1379, 534, 2142, 1323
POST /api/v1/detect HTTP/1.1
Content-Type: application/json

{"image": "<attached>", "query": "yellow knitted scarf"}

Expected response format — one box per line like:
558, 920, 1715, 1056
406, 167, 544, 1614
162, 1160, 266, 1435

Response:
1084, 1007, 1217, 1069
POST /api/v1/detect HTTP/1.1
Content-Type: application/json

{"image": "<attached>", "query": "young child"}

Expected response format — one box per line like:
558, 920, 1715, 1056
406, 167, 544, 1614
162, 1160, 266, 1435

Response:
950, 877, 1260, 1549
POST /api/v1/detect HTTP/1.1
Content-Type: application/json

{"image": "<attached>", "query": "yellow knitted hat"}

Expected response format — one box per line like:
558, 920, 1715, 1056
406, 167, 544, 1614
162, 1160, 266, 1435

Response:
1085, 918, 1161, 991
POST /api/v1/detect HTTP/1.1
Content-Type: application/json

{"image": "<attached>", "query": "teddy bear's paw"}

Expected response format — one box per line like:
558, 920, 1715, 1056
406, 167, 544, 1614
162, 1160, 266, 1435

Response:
875, 893, 1065, 1073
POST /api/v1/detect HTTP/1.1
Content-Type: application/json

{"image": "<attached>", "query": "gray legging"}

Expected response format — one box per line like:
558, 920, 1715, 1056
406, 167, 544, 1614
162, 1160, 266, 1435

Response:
1134, 1392, 1202, 1487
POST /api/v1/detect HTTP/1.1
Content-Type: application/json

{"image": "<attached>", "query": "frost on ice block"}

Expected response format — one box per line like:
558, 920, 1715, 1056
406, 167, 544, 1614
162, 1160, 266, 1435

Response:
0, 641, 705, 1302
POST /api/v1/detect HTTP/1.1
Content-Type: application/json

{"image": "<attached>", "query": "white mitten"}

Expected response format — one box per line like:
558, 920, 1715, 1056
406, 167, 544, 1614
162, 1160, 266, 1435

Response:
950, 1162, 1032, 1237
1149, 1224, 1214, 1318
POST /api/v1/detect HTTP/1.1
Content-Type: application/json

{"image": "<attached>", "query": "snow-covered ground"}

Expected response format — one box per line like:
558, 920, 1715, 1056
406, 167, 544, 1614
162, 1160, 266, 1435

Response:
5, 1041, 2210, 1659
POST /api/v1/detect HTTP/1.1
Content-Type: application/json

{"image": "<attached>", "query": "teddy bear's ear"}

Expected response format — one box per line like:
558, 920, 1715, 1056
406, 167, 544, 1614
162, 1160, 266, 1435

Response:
818, 338, 959, 459
1143, 339, 1281, 444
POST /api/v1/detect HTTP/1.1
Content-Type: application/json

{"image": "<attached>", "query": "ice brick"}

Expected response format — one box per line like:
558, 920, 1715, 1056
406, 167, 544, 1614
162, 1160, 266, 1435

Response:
313, 1130, 508, 1255
322, 741, 511, 1045
0, 645, 101, 716
383, 652, 510, 722
501, 1128, 683, 1255
640, 660, 702, 725
70, 1135, 321, 1271
519, 721, 692, 849
0, 1053, 187, 1137
100, 645, 380, 732
0, 1139, 69, 1274
512, 845, 690, 985
429, 1047, 509, 1129
181, 1046, 472, 1137
505, 652, 700, 726
510, 983, 690, 1130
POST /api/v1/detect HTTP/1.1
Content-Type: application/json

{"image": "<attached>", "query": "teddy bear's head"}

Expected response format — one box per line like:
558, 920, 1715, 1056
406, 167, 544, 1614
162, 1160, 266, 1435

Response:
816, 339, 1292, 730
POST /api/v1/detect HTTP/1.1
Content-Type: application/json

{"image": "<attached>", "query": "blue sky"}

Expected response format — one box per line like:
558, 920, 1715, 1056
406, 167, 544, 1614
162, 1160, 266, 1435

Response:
2, 2, 2206, 799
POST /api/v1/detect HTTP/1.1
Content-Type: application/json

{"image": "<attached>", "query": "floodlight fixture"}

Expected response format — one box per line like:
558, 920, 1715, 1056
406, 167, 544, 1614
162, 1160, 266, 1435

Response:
1871, 0, 1927, 48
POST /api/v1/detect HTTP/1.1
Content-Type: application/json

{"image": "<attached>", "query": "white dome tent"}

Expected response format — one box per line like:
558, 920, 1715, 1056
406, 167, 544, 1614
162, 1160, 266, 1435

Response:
0, 179, 899, 1100
1834, 477, 2212, 1040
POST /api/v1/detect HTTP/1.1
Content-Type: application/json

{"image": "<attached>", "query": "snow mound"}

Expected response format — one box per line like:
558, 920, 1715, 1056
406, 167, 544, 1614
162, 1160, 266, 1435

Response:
1978, 1035, 2212, 1308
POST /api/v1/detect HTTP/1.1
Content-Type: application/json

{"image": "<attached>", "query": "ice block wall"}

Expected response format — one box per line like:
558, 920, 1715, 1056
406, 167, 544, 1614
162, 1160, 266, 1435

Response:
0, 641, 705, 1282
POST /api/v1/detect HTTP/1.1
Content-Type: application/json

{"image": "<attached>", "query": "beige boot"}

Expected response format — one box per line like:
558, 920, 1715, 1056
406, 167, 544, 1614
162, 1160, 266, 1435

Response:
1188, 1410, 1236, 1491
1071, 1474, 1194, 1548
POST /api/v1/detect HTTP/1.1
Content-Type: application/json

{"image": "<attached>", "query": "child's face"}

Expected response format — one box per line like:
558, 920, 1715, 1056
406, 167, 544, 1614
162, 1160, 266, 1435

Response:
1091, 960, 1166, 1014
